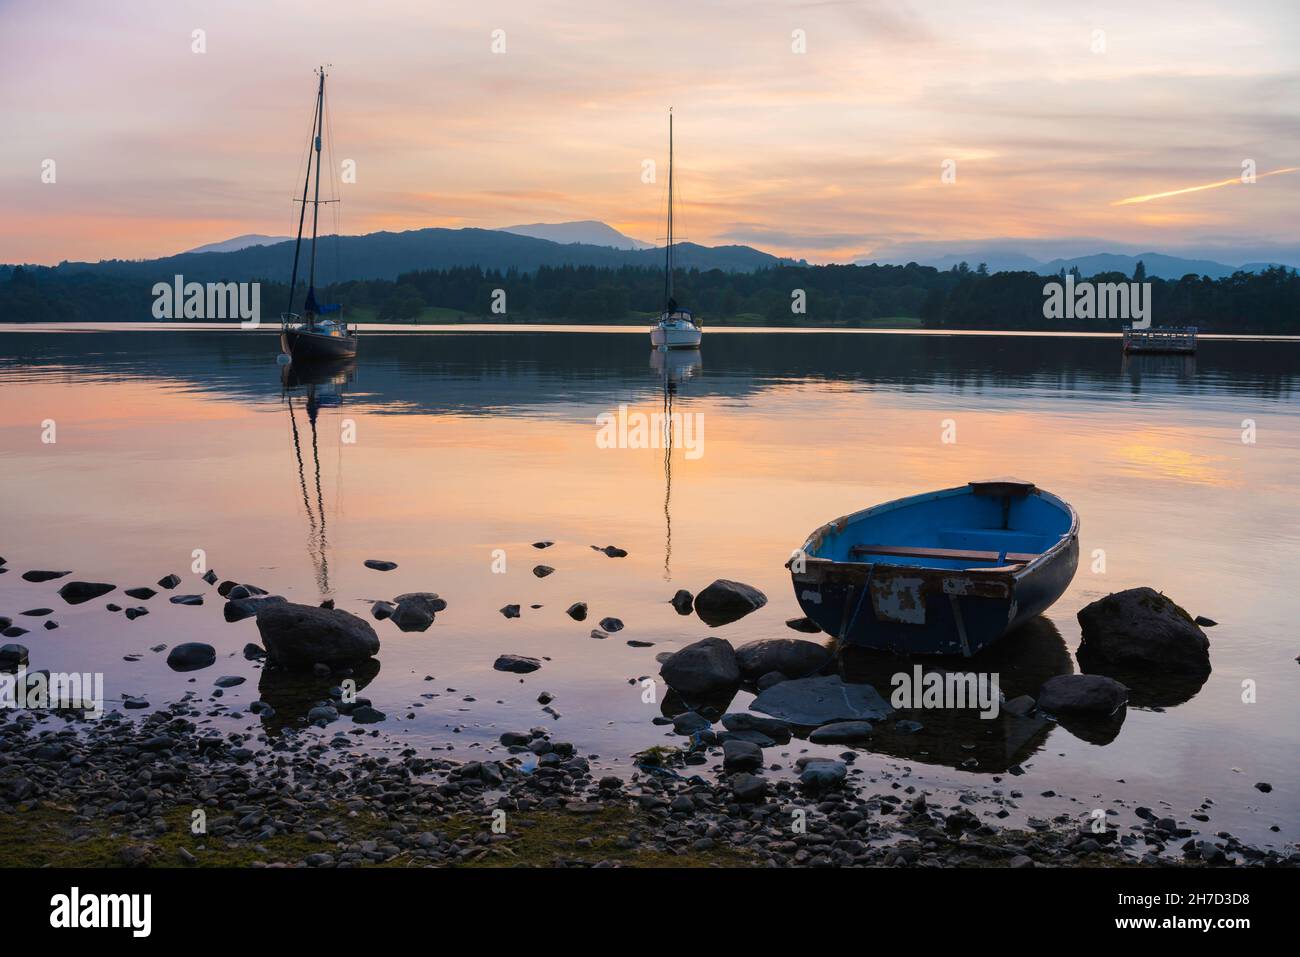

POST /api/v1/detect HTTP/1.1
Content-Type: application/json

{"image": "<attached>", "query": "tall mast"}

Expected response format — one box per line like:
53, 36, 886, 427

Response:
306, 66, 326, 307
285, 70, 323, 317
664, 108, 673, 310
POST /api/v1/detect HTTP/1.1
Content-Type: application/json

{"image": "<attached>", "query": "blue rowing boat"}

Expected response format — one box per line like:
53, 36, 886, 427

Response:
788, 480, 1078, 656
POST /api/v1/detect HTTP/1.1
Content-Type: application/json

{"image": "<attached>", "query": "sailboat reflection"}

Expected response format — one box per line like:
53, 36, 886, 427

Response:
280, 358, 355, 601
651, 350, 702, 579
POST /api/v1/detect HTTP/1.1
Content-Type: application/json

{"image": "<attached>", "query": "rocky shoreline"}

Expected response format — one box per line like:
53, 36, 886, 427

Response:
1, 701, 1294, 869
1, 557, 1294, 869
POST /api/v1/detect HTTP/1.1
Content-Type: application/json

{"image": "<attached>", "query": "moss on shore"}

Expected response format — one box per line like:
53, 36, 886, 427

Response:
0, 801, 753, 869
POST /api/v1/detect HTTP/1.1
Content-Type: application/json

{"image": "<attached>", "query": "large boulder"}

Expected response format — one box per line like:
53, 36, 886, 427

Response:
693, 580, 767, 627
659, 637, 740, 697
750, 674, 893, 725
1037, 674, 1128, 717
255, 602, 380, 668
1077, 587, 1210, 674
734, 638, 830, 681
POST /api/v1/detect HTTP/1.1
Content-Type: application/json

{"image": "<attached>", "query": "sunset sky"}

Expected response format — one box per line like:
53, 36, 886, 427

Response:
2, 0, 1297, 265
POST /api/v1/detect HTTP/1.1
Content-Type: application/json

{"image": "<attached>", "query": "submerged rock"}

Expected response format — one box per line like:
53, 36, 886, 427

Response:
721, 712, 793, 744
694, 579, 767, 627
734, 638, 830, 681
592, 545, 627, 558
659, 637, 740, 697
750, 674, 893, 725
808, 720, 875, 744
1077, 587, 1210, 674
223, 595, 285, 622
1037, 674, 1129, 716
227, 584, 267, 600
166, 643, 216, 672
670, 589, 694, 615
494, 654, 541, 674
798, 758, 847, 791
22, 570, 70, 583
391, 593, 444, 632
255, 602, 380, 668
57, 581, 116, 605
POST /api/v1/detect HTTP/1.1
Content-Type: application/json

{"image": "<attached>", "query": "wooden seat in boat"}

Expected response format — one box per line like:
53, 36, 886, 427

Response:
848, 544, 1039, 565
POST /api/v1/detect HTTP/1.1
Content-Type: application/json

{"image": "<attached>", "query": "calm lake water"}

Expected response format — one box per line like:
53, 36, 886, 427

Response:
1, 325, 1296, 849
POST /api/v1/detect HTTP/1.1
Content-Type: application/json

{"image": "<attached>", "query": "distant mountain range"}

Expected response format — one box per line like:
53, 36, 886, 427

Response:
857, 244, 1295, 280
184, 233, 290, 255
44, 225, 789, 284
13, 221, 1294, 285
501, 221, 652, 250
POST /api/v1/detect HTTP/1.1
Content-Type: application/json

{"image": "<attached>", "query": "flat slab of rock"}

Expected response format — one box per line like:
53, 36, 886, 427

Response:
694, 579, 767, 627
494, 654, 541, 674
166, 642, 216, 672
24, 570, 71, 583
808, 720, 875, 744
1077, 587, 1210, 674
659, 637, 740, 697
255, 602, 380, 668
734, 638, 830, 680
750, 674, 893, 725
57, 581, 116, 605
1037, 674, 1128, 716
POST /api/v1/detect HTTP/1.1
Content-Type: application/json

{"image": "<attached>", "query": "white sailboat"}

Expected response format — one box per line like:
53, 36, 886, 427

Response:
650, 109, 702, 350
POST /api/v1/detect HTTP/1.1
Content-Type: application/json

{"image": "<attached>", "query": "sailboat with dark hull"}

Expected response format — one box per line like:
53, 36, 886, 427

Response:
280, 67, 357, 362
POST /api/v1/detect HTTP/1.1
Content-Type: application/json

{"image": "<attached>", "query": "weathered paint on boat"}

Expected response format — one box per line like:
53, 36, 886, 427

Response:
788, 480, 1078, 656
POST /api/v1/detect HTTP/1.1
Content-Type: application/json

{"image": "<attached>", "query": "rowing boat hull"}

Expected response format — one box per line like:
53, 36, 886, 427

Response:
789, 482, 1079, 656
